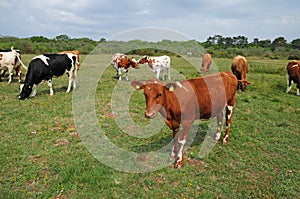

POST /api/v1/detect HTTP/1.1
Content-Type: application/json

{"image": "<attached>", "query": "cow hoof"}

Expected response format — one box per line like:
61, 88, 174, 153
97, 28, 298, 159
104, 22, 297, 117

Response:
222, 141, 228, 145
174, 160, 183, 169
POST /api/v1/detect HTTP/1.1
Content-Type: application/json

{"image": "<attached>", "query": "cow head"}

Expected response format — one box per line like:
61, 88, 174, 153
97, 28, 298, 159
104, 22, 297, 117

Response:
19, 83, 32, 100
130, 58, 139, 69
137, 56, 148, 64
131, 79, 174, 119
238, 80, 253, 92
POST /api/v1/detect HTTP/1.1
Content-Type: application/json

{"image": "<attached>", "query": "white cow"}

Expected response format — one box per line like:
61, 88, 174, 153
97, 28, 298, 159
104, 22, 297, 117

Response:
138, 55, 171, 80
0, 47, 27, 83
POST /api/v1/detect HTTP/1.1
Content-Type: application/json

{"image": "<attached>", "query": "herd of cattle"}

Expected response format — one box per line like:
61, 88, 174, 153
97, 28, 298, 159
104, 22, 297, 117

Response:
1, 47, 299, 168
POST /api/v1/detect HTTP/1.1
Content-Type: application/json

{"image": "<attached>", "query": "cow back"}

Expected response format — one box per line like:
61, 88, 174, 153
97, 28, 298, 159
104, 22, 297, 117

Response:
165, 72, 237, 120
44, 54, 72, 76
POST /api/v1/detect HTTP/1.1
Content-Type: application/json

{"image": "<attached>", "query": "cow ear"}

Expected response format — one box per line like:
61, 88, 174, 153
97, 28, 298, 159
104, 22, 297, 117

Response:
131, 81, 144, 90
165, 83, 177, 92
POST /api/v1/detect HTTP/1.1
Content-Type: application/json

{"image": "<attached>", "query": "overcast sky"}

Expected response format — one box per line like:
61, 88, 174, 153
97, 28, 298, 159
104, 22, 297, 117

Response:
1, 0, 299, 42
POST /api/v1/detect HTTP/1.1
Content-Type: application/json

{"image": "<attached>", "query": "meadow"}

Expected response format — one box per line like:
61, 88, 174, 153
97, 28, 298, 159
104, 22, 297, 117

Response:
0, 54, 299, 198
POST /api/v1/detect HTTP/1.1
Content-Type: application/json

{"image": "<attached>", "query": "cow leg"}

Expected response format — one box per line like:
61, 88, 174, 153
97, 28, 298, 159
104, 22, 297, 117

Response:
170, 128, 179, 160
168, 67, 171, 80
215, 112, 223, 143
286, 75, 292, 93
223, 105, 234, 144
8, 67, 14, 83
175, 122, 192, 168
48, 79, 54, 95
118, 68, 122, 80
125, 70, 129, 81
31, 84, 37, 97
297, 82, 300, 96
73, 70, 77, 90
66, 74, 73, 93
156, 69, 161, 80
16, 66, 22, 82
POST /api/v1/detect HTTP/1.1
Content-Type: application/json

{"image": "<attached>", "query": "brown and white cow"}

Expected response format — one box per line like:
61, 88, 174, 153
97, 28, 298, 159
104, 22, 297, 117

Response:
138, 55, 171, 81
131, 71, 238, 168
0, 47, 27, 83
231, 55, 251, 91
59, 50, 81, 69
111, 53, 139, 81
201, 53, 212, 74
286, 60, 300, 96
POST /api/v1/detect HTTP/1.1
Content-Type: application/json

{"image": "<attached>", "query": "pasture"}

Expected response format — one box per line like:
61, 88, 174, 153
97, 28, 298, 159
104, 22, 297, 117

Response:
0, 54, 299, 198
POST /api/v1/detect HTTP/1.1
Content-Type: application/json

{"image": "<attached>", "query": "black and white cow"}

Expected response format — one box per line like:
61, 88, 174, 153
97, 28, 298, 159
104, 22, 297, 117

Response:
19, 53, 78, 100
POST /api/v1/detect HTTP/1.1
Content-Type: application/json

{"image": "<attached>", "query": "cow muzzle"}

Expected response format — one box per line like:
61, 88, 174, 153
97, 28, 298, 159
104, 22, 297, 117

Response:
145, 111, 157, 119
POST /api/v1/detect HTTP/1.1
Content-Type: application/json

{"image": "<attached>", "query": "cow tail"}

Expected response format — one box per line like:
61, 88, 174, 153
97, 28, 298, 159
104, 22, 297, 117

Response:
16, 54, 28, 71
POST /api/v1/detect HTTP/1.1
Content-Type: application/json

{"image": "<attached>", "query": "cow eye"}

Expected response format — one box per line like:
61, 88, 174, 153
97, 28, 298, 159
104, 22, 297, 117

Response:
157, 93, 162, 98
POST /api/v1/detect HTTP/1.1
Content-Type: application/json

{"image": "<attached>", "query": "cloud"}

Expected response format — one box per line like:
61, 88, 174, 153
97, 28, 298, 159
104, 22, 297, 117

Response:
1, 0, 300, 41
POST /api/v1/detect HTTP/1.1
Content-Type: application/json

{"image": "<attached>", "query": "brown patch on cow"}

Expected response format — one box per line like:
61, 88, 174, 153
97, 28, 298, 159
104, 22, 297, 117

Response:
59, 50, 80, 68
0, 53, 3, 60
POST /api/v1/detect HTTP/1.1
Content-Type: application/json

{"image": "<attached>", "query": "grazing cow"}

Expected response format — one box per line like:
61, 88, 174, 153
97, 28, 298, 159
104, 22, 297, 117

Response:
131, 71, 238, 168
201, 53, 212, 74
138, 55, 171, 81
286, 60, 300, 96
111, 53, 139, 81
0, 47, 27, 83
59, 50, 81, 69
19, 53, 78, 100
231, 55, 251, 91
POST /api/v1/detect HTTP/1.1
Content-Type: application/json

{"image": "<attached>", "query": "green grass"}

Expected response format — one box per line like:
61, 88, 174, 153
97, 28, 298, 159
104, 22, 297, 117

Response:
0, 54, 299, 198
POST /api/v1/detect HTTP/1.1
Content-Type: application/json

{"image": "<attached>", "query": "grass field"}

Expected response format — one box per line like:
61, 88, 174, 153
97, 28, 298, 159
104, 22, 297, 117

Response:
0, 54, 299, 198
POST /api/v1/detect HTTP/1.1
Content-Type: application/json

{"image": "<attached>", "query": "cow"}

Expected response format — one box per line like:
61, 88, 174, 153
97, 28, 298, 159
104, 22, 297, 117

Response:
0, 47, 27, 83
231, 55, 252, 91
201, 53, 212, 74
131, 71, 238, 168
59, 50, 81, 69
286, 60, 300, 96
111, 53, 139, 81
138, 55, 171, 81
19, 53, 78, 100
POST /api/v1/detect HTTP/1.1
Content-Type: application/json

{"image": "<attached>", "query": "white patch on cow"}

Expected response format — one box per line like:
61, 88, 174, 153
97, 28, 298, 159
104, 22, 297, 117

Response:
297, 88, 300, 96
170, 145, 176, 158
291, 64, 298, 69
176, 81, 189, 92
48, 79, 54, 95
177, 138, 186, 162
227, 105, 233, 120
215, 132, 221, 141
223, 134, 229, 143
33, 55, 49, 66
31, 84, 37, 97
147, 87, 151, 90
19, 84, 24, 93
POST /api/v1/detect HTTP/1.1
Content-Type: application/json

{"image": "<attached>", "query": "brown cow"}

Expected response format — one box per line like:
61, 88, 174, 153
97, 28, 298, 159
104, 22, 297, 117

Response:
286, 60, 300, 96
111, 53, 139, 81
131, 71, 238, 168
201, 53, 212, 74
59, 50, 80, 69
231, 55, 251, 91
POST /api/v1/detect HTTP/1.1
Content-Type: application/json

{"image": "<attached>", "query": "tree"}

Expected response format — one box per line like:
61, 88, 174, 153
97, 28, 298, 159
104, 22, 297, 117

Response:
55, 34, 70, 41
30, 36, 50, 43
291, 38, 300, 49
271, 36, 287, 50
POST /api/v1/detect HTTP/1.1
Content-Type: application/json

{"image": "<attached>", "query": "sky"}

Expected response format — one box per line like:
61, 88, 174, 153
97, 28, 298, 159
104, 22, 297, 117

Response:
1, 0, 300, 42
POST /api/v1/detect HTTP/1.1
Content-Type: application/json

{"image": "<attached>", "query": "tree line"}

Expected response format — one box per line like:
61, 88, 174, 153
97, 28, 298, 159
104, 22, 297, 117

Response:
0, 34, 299, 59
